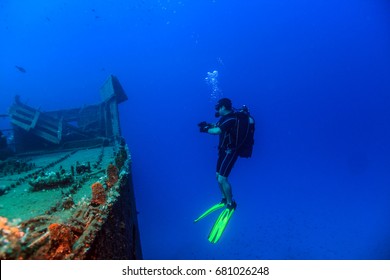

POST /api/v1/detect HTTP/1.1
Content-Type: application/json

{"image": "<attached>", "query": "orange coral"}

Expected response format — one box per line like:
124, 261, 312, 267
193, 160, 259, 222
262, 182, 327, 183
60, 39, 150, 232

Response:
0, 216, 25, 259
47, 223, 73, 259
105, 163, 119, 188
0, 217, 25, 241
91, 182, 106, 206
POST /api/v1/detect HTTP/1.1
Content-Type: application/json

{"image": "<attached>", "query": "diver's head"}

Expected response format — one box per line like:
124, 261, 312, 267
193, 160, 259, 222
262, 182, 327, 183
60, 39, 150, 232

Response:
215, 98, 233, 117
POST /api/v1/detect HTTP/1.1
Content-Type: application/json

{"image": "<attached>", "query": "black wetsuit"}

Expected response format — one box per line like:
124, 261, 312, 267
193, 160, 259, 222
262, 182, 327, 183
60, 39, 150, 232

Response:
216, 112, 239, 177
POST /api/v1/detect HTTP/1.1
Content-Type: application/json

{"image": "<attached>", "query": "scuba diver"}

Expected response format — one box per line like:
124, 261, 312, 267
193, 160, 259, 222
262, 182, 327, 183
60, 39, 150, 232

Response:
196, 98, 255, 243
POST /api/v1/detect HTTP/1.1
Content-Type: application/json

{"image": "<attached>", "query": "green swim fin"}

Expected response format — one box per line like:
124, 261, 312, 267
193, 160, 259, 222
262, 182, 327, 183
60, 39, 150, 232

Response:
194, 202, 225, 223
208, 207, 235, 243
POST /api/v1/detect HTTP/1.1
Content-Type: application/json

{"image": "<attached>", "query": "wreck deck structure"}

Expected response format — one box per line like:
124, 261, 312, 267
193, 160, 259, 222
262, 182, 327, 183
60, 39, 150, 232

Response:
0, 75, 142, 259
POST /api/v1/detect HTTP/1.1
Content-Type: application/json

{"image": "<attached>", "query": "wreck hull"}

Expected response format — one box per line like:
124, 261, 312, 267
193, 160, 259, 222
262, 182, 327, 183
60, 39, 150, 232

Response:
0, 145, 142, 260
0, 75, 142, 259
85, 170, 142, 260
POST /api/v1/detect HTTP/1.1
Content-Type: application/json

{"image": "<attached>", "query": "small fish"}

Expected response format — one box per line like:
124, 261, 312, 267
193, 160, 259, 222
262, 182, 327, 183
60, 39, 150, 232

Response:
15, 65, 26, 73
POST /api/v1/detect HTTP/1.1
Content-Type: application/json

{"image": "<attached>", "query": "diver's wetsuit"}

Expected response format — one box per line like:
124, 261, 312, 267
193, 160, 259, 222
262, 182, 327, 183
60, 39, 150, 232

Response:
216, 112, 239, 177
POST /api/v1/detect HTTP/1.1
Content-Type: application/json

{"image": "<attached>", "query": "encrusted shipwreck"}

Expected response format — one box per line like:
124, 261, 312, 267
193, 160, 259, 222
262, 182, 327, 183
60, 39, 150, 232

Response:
0, 75, 142, 259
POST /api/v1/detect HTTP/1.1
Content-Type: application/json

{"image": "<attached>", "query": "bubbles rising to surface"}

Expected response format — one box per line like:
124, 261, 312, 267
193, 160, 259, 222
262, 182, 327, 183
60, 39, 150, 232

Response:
205, 70, 222, 101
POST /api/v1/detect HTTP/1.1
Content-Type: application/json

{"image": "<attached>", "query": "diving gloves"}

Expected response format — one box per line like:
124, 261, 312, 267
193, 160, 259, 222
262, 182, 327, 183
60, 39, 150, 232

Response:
198, 121, 213, 133
194, 201, 236, 243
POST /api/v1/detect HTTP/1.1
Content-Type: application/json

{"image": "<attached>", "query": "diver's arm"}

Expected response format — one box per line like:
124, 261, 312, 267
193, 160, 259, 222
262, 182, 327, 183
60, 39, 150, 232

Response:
207, 127, 221, 135
199, 122, 221, 134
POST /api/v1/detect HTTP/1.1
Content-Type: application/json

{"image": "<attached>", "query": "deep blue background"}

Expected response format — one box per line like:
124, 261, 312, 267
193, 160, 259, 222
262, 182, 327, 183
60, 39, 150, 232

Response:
1, 0, 390, 259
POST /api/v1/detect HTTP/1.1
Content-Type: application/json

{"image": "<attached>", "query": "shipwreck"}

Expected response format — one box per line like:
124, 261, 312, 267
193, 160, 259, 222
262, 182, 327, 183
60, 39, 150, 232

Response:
0, 75, 143, 259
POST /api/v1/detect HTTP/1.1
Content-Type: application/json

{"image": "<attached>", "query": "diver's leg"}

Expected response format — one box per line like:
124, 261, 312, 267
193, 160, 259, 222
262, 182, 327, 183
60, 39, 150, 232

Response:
216, 172, 226, 202
217, 175, 232, 205
216, 149, 237, 205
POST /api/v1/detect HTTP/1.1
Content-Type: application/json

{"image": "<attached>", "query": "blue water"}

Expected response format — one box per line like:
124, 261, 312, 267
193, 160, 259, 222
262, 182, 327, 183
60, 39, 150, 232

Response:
1, 0, 390, 259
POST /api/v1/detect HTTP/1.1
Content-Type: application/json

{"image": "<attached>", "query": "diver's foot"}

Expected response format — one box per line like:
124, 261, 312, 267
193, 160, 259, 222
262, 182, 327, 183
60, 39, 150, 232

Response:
227, 200, 237, 210
220, 198, 227, 205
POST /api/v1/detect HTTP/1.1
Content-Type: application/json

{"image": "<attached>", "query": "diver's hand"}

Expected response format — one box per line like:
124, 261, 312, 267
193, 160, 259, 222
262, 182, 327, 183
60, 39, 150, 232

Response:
198, 121, 212, 133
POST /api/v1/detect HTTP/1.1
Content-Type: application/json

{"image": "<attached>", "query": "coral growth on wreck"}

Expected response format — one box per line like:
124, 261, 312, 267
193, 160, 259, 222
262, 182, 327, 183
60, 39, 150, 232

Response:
115, 144, 127, 170
0, 217, 25, 259
106, 163, 119, 188
91, 182, 106, 206
47, 223, 74, 260
29, 171, 74, 191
